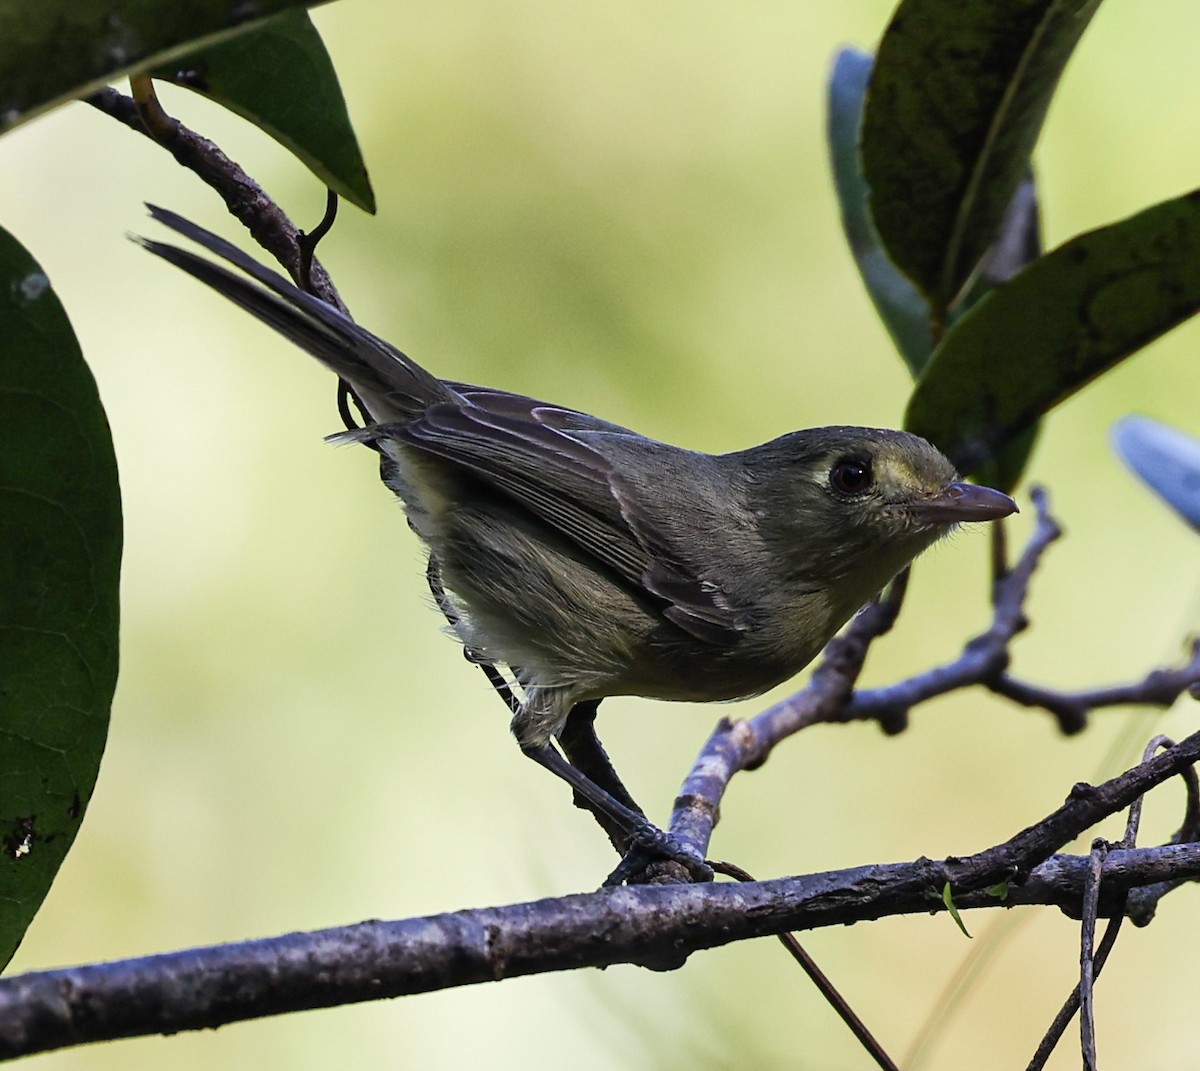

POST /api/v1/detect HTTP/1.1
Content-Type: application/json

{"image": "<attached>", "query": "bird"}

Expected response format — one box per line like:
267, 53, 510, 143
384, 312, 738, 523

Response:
136, 205, 1018, 883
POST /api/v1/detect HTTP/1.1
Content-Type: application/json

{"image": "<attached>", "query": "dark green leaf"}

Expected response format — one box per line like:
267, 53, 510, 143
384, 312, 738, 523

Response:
972, 424, 1039, 496
0, 226, 121, 968
950, 174, 1043, 491
1112, 416, 1200, 532
862, 0, 1101, 310
907, 191, 1200, 478
154, 10, 374, 213
0, 0, 331, 135
827, 47, 933, 376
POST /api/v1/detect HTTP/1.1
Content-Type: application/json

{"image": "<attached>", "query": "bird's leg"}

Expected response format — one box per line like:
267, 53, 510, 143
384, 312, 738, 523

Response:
557, 700, 647, 853
426, 557, 708, 884
521, 742, 712, 886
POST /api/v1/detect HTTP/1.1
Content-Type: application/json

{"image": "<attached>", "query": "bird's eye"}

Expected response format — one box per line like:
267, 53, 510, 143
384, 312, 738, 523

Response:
830, 456, 874, 496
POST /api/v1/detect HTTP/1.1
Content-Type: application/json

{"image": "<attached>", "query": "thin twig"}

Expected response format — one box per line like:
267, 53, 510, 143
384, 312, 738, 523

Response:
712, 860, 899, 1071
670, 570, 909, 856
1026, 735, 1185, 1070
1025, 912, 1123, 1071
85, 87, 347, 313
1127, 745, 1200, 924
298, 189, 339, 293
1078, 839, 1107, 1070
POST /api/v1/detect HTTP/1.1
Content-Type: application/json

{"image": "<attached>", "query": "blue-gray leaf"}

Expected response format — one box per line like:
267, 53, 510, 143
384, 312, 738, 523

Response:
1112, 416, 1200, 531
827, 47, 933, 376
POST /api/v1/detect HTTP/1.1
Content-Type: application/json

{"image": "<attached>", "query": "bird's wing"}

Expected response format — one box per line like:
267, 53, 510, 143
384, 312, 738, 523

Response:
391, 393, 752, 645
138, 208, 750, 645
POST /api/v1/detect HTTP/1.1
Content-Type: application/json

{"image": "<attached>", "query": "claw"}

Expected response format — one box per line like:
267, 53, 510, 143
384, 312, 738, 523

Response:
602, 823, 713, 886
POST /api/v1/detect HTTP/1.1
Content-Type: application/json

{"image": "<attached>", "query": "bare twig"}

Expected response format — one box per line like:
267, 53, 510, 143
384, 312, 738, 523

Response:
712, 859, 900, 1071
1025, 898, 1123, 1071
1127, 747, 1200, 924
298, 189, 339, 293
1026, 735, 1187, 1070
1078, 839, 1107, 1070
670, 570, 909, 856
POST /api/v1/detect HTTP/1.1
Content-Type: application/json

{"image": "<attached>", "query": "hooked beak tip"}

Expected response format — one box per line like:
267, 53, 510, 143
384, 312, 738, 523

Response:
912, 482, 1019, 523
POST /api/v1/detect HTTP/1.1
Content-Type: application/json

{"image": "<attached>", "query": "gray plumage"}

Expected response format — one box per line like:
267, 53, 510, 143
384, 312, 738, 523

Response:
137, 206, 1016, 752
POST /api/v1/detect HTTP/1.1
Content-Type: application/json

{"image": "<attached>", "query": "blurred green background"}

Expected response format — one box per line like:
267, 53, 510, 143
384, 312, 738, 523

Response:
4, 0, 1200, 1067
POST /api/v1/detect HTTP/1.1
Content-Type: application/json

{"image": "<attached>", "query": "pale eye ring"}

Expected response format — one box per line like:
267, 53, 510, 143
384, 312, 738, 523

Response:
830, 456, 874, 495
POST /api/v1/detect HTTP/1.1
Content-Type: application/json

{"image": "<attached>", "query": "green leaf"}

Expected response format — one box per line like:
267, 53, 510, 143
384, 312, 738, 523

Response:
862, 0, 1102, 311
986, 881, 1010, 901
942, 882, 972, 938
0, 226, 121, 968
1112, 416, 1200, 532
906, 190, 1200, 478
972, 424, 1039, 496
949, 174, 1043, 491
0, 0, 331, 135
153, 10, 374, 213
827, 47, 933, 376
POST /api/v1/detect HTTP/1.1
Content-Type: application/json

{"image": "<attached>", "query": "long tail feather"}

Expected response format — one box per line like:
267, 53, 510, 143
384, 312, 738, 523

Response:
134, 205, 457, 419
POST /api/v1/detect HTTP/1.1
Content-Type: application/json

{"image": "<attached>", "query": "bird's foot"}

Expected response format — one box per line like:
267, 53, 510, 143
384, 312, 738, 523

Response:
602, 823, 713, 887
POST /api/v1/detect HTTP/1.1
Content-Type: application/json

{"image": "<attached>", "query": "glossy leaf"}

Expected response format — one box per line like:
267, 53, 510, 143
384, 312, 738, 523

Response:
0, 0, 330, 135
862, 0, 1101, 309
153, 10, 374, 213
0, 226, 121, 968
827, 47, 932, 376
907, 190, 1200, 478
1112, 416, 1200, 532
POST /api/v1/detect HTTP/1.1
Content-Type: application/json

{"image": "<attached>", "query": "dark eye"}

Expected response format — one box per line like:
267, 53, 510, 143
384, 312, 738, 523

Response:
830, 456, 873, 496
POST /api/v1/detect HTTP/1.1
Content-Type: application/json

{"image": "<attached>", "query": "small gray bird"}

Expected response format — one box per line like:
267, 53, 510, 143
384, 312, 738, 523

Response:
138, 206, 1017, 881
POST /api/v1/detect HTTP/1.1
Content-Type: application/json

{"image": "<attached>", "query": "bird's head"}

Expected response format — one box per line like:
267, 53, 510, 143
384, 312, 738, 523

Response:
745, 426, 1016, 609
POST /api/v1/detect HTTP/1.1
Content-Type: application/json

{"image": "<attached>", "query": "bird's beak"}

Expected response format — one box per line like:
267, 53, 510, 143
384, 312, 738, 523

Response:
910, 482, 1019, 523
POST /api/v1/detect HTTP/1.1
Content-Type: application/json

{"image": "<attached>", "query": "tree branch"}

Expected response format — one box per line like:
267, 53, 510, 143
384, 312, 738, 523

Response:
2, 731, 1198, 1060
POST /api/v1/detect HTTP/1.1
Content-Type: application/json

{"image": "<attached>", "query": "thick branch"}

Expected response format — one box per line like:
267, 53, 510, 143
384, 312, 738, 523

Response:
3, 733, 1199, 1060
3, 844, 1198, 1061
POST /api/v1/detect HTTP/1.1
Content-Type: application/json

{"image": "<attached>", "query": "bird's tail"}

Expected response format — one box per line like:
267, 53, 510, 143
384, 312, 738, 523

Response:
134, 205, 458, 421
